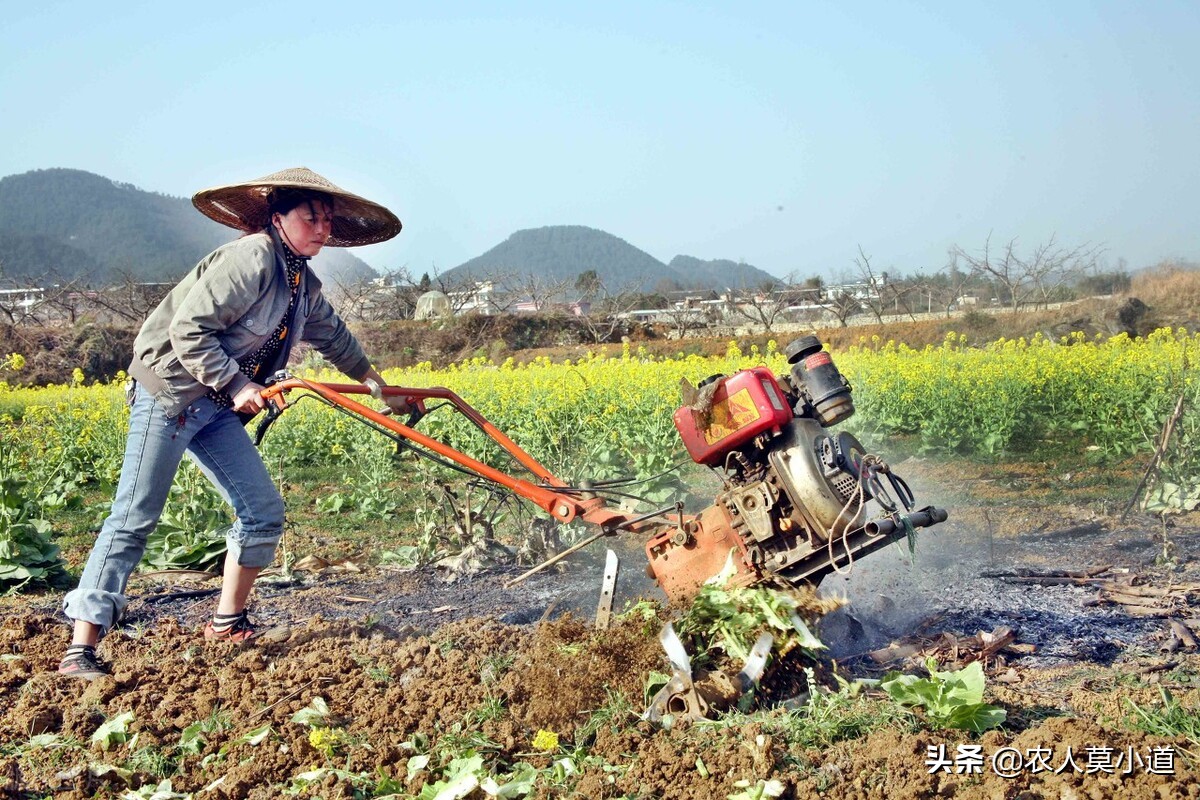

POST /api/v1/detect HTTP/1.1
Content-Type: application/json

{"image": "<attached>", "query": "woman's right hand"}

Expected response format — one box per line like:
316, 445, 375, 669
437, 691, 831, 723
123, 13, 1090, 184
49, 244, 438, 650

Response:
232, 381, 267, 416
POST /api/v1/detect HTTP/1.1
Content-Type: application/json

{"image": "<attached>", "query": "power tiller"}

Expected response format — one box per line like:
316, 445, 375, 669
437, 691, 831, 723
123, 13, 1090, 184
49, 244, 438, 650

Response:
255, 335, 947, 604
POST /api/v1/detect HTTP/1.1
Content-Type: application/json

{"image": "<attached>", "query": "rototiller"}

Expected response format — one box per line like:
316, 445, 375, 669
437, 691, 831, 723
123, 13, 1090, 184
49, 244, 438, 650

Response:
255, 335, 947, 605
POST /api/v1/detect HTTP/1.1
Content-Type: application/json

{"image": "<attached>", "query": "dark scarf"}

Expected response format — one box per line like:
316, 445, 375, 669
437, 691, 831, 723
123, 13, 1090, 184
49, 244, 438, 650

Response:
207, 241, 306, 409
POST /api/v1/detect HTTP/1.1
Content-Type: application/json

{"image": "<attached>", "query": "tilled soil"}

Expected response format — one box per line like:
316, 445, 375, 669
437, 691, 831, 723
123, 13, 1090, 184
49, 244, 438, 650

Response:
2, 501, 1199, 798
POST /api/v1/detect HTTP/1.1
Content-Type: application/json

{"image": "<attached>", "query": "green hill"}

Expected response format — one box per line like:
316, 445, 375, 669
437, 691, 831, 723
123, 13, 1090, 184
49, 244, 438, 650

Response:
0, 168, 377, 286
443, 225, 779, 292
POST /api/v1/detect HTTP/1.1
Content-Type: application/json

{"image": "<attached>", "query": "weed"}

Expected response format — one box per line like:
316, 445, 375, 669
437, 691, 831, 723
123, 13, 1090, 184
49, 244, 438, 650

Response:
125, 743, 177, 779
365, 664, 393, 684
432, 724, 501, 760
578, 688, 637, 741
480, 652, 515, 685
785, 679, 915, 748
711, 676, 918, 750
1126, 687, 1200, 750
619, 599, 662, 635
464, 696, 506, 726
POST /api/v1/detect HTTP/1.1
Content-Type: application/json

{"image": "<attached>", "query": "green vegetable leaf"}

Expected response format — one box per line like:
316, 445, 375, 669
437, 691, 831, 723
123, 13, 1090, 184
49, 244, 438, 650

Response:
92, 711, 135, 751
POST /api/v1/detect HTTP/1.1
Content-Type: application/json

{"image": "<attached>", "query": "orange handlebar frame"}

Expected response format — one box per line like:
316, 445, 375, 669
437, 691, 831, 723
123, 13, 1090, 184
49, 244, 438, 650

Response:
260, 377, 637, 530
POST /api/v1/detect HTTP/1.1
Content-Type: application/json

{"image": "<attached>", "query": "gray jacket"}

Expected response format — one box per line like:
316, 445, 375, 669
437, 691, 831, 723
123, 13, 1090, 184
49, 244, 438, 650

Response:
128, 230, 371, 417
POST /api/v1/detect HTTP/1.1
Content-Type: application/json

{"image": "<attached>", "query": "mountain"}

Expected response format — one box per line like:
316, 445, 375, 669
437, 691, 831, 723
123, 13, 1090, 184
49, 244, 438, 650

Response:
444, 225, 667, 291
442, 225, 780, 293
666, 255, 780, 291
0, 168, 377, 286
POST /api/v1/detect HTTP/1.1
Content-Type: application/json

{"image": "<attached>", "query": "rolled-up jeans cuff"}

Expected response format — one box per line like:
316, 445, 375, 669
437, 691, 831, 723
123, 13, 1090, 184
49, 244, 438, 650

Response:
62, 588, 128, 634
227, 533, 280, 569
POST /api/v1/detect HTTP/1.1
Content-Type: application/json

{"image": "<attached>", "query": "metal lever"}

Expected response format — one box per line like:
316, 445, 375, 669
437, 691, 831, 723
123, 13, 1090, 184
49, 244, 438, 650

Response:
253, 402, 282, 446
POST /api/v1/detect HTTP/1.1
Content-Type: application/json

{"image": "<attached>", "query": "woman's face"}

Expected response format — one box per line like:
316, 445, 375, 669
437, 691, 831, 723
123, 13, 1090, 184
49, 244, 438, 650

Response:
273, 200, 334, 257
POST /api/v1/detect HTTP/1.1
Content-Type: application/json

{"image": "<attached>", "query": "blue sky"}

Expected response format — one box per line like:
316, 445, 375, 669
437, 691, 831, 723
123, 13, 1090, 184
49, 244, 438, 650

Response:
2, 1, 1197, 279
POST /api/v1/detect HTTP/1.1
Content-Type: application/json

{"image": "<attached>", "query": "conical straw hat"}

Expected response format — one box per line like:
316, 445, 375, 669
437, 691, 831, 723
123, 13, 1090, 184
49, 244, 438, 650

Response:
192, 166, 401, 247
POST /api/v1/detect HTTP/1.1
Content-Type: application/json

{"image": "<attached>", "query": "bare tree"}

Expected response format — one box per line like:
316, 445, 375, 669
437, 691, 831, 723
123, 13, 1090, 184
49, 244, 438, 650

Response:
935, 251, 974, 316
573, 276, 643, 344
951, 234, 1101, 313
61, 271, 171, 325
331, 267, 485, 321
35, 276, 95, 326
1025, 238, 1103, 308
820, 289, 862, 327
852, 247, 889, 323
726, 272, 804, 332
950, 235, 1028, 312
329, 276, 387, 322
0, 282, 49, 326
495, 272, 573, 314
660, 304, 710, 339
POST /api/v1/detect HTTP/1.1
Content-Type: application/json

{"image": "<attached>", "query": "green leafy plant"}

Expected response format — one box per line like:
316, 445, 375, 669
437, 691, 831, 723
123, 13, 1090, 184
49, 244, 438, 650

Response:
0, 473, 70, 591
121, 779, 190, 799
409, 751, 539, 800
175, 707, 231, 758
880, 659, 1006, 733
289, 696, 331, 727
91, 711, 135, 752
141, 463, 229, 572
727, 779, 785, 800
676, 564, 826, 662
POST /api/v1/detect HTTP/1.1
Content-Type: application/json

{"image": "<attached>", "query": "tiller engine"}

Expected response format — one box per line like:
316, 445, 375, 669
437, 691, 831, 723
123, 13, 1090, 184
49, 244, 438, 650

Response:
256, 335, 945, 604
645, 334, 947, 602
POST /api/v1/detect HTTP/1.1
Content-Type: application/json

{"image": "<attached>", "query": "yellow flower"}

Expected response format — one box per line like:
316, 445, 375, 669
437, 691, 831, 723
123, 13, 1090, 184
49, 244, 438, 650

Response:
531, 729, 559, 752
308, 726, 346, 758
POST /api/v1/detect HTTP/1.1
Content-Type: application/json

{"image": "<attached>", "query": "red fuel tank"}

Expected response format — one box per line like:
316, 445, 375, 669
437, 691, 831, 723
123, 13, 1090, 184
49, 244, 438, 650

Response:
674, 367, 792, 466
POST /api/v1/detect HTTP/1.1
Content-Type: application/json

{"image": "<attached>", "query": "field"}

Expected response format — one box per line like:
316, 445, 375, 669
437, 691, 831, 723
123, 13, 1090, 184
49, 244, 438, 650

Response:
1, 329, 1199, 798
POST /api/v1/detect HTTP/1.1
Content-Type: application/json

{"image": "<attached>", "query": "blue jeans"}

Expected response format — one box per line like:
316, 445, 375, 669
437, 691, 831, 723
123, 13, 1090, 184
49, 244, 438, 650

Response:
62, 387, 284, 632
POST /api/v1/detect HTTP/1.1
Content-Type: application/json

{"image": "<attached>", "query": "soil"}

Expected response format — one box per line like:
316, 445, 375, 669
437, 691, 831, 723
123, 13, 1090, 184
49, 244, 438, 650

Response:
2, 462, 1199, 798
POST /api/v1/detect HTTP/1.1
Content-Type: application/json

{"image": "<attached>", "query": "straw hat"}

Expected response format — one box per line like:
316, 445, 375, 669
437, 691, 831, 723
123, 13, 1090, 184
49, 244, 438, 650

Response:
191, 166, 402, 247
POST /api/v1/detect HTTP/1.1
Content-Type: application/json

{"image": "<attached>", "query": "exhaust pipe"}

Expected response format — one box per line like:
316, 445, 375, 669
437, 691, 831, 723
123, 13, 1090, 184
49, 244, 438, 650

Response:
864, 506, 949, 538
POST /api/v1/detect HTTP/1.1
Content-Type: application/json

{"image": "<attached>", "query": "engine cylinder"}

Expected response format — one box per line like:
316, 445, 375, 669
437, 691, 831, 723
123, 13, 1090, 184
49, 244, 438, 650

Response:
785, 336, 854, 426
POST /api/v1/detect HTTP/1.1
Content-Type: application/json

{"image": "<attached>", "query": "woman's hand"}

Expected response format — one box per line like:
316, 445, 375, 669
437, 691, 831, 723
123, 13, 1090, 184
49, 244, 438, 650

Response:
363, 377, 412, 416
232, 381, 267, 416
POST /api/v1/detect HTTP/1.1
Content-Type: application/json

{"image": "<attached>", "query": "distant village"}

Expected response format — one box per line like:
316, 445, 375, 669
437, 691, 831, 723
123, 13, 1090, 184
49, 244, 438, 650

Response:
0, 274, 1016, 334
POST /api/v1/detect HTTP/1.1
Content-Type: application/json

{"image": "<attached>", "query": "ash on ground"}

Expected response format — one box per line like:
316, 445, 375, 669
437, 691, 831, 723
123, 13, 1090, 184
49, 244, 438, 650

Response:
818, 506, 1200, 668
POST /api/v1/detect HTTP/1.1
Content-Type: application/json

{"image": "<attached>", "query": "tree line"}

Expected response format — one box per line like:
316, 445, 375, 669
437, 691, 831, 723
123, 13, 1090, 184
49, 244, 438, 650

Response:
0, 235, 1141, 338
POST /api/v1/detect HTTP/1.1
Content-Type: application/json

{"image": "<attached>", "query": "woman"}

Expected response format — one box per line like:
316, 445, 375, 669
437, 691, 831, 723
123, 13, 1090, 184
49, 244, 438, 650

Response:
58, 167, 407, 679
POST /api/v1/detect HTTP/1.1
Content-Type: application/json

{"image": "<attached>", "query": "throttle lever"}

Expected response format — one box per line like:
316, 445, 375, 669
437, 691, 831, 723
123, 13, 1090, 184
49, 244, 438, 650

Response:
253, 396, 283, 446
405, 399, 427, 428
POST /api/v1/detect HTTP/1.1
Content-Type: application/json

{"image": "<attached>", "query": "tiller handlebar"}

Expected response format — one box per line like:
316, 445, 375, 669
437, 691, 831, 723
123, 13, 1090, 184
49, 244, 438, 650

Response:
256, 373, 655, 537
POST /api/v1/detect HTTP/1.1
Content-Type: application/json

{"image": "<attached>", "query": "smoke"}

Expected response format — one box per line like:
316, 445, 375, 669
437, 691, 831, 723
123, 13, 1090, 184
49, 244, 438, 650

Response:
817, 522, 985, 658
